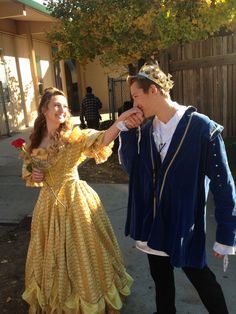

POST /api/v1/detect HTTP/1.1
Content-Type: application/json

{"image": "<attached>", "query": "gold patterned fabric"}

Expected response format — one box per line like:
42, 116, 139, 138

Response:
22, 127, 132, 314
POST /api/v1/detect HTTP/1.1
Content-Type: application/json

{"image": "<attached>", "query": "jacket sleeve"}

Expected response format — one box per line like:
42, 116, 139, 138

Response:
206, 131, 236, 247
119, 129, 139, 175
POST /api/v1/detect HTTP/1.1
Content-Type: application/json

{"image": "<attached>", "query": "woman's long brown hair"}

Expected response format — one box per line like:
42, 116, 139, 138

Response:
28, 87, 72, 152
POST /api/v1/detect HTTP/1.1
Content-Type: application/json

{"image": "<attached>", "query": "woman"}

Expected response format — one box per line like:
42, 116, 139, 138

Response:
21, 87, 142, 313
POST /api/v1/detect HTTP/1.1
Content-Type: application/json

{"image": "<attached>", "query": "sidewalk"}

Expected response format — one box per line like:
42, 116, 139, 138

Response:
0, 128, 38, 224
0, 128, 235, 313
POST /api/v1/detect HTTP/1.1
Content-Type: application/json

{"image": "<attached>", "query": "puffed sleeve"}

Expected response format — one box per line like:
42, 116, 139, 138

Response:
68, 127, 113, 164
206, 131, 236, 247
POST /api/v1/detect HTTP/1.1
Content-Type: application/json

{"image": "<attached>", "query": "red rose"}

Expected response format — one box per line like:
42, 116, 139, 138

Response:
11, 138, 26, 149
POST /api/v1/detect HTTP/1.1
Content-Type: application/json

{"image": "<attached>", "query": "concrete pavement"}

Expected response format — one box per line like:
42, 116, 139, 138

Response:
0, 128, 236, 313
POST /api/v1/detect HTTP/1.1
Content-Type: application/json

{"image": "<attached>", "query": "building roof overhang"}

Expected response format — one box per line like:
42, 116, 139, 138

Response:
0, 0, 57, 38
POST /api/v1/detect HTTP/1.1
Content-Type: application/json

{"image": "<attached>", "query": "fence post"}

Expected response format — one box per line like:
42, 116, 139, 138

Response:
159, 50, 170, 74
108, 77, 116, 121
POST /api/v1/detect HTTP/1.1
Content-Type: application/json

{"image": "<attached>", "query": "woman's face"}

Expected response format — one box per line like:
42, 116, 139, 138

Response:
44, 95, 69, 127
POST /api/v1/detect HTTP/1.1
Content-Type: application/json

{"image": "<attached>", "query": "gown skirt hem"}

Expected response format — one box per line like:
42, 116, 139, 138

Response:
22, 272, 132, 314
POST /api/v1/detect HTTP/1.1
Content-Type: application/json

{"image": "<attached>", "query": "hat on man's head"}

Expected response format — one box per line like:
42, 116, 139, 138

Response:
136, 61, 174, 93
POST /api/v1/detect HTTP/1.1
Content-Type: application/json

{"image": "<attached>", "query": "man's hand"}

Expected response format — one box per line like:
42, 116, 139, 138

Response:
213, 251, 224, 259
32, 168, 44, 183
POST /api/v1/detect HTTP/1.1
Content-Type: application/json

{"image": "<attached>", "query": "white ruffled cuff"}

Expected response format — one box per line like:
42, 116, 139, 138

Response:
116, 121, 129, 132
213, 242, 235, 255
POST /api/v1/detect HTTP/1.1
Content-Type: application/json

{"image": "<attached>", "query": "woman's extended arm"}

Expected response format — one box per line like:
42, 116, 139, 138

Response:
102, 108, 144, 146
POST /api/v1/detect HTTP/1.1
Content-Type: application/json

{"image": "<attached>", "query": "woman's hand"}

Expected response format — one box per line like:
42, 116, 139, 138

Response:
32, 168, 44, 183
118, 107, 143, 121
125, 111, 144, 129
102, 108, 144, 146
118, 107, 144, 129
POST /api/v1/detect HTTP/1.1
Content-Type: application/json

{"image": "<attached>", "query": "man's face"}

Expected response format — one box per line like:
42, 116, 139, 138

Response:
130, 81, 155, 118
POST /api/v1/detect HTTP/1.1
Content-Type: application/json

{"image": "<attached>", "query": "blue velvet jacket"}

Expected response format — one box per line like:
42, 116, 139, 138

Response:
119, 107, 236, 268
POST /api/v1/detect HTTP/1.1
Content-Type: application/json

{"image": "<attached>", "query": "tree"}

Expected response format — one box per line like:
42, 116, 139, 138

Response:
45, 0, 236, 68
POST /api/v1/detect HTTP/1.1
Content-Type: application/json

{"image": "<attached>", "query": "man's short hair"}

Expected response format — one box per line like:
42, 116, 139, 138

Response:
128, 76, 158, 94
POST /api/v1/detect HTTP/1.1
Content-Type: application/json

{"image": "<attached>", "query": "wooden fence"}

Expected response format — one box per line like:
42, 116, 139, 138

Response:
160, 34, 236, 137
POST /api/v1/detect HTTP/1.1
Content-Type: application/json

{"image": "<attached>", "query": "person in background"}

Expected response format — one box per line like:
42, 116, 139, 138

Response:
117, 62, 236, 314
20, 87, 143, 313
80, 86, 102, 130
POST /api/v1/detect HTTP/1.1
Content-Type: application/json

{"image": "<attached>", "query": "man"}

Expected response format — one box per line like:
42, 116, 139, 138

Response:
80, 86, 102, 130
118, 62, 236, 314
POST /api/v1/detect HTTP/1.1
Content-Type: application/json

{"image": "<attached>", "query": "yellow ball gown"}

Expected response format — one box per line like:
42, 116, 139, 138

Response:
21, 127, 132, 314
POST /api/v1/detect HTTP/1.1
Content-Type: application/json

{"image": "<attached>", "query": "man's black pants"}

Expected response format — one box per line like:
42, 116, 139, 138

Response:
147, 254, 228, 314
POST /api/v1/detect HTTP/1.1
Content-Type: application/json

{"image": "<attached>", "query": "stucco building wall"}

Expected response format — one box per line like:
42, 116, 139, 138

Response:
0, 31, 57, 134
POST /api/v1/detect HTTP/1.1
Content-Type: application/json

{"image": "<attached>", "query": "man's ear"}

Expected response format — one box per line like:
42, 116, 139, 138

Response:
150, 84, 159, 95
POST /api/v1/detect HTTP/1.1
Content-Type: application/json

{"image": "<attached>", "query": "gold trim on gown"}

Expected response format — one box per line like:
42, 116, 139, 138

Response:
22, 127, 133, 314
